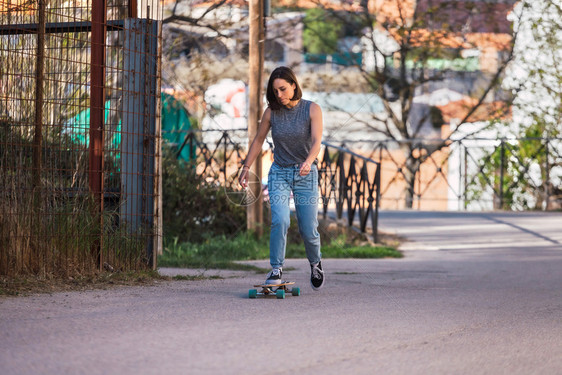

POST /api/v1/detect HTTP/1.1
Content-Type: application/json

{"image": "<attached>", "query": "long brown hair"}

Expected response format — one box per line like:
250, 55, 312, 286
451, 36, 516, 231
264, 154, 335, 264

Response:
266, 66, 303, 110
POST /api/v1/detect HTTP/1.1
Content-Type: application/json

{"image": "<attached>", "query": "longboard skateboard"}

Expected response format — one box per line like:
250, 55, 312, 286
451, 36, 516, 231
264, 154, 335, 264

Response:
249, 281, 300, 299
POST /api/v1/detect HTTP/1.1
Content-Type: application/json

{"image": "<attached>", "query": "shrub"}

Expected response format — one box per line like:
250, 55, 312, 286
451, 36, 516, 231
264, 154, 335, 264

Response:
162, 154, 246, 243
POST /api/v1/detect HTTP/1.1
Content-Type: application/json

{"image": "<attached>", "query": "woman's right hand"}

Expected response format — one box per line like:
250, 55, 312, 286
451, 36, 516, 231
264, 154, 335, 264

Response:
238, 166, 250, 189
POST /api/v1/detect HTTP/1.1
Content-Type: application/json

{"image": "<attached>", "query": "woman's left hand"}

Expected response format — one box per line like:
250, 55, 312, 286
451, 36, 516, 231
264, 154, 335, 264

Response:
299, 161, 312, 176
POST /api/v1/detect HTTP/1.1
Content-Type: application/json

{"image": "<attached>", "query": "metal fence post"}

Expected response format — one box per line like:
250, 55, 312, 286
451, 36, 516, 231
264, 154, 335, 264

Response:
30, 0, 46, 275
121, 18, 159, 266
499, 139, 505, 209
223, 131, 228, 184
545, 138, 550, 210
190, 132, 196, 160
90, 0, 107, 270
464, 144, 468, 210
337, 151, 345, 220
33, 0, 45, 200
373, 164, 380, 243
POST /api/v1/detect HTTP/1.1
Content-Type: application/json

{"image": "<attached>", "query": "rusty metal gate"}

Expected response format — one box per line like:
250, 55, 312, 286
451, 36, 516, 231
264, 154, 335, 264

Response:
0, 0, 163, 276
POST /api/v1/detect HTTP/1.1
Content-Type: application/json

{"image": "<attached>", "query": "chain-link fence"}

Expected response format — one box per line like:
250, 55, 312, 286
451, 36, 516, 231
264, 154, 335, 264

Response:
0, 0, 163, 277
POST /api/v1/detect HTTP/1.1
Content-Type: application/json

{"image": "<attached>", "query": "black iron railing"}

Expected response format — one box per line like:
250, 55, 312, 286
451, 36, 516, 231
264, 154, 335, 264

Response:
357, 137, 562, 211
165, 129, 382, 241
318, 142, 381, 242
165, 129, 561, 240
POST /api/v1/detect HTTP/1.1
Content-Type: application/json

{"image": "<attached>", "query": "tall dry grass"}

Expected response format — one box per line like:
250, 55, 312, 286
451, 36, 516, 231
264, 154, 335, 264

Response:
0, 123, 150, 278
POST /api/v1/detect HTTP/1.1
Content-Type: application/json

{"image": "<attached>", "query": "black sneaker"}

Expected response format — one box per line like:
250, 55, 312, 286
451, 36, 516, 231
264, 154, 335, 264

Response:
310, 262, 325, 290
265, 268, 282, 285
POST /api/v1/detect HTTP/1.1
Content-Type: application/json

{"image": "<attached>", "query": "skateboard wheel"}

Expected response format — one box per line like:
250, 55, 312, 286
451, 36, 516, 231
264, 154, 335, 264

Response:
291, 287, 300, 296
276, 289, 285, 299
249, 289, 258, 299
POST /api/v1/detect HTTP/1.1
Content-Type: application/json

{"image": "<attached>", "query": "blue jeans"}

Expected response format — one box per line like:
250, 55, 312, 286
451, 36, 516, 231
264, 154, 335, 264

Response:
268, 162, 321, 268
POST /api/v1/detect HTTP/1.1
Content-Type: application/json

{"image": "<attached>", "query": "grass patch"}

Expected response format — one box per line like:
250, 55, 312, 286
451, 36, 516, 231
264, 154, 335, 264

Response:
159, 232, 270, 271
172, 275, 224, 281
287, 234, 402, 259
0, 270, 171, 297
323, 245, 402, 258
159, 218, 403, 270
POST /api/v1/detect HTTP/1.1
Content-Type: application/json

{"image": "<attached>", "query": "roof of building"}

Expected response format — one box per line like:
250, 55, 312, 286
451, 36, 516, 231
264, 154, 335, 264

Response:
386, 28, 512, 50
0, 0, 36, 13
415, 0, 517, 34
275, 0, 363, 12
372, 0, 516, 50
436, 96, 511, 124
191, 0, 248, 7
369, 0, 516, 33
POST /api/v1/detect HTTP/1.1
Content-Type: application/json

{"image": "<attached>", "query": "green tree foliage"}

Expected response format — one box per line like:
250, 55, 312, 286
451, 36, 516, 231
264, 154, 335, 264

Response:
474, 0, 562, 210
302, 8, 342, 54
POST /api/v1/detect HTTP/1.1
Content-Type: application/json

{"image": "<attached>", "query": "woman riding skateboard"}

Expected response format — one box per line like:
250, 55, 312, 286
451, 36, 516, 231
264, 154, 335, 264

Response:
239, 66, 325, 290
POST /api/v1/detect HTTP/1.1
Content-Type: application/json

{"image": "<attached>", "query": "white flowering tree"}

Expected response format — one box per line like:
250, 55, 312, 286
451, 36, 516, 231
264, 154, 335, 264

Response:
499, 0, 562, 209
505, 0, 562, 137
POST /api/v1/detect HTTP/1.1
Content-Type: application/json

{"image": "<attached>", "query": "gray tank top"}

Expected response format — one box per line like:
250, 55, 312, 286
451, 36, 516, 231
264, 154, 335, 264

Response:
270, 99, 312, 167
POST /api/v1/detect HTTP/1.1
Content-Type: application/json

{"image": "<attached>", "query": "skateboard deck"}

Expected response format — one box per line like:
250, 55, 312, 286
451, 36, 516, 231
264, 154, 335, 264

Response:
249, 281, 300, 299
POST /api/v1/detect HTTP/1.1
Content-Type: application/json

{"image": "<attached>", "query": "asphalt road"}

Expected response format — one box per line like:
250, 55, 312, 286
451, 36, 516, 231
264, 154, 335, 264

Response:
1, 210, 561, 375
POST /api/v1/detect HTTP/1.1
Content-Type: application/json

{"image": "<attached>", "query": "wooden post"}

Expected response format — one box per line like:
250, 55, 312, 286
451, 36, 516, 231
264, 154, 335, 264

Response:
247, 0, 264, 236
